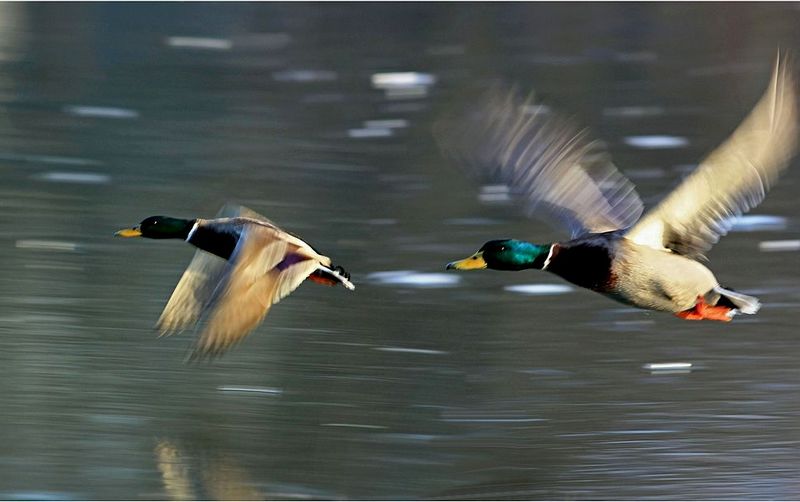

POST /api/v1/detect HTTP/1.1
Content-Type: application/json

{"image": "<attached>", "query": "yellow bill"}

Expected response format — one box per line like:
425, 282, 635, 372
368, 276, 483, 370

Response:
446, 251, 487, 270
115, 227, 142, 237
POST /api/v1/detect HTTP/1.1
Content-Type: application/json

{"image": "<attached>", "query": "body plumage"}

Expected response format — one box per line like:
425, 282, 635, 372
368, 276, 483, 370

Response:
443, 53, 798, 321
117, 204, 353, 358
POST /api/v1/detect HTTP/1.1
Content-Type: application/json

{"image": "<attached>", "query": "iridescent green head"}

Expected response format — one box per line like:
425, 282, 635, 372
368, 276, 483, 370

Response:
115, 216, 195, 239
446, 239, 551, 271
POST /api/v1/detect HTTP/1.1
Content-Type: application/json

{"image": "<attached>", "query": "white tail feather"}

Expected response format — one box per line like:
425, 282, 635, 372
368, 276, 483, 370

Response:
317, 264, 355, 290
714, 286, 760, 314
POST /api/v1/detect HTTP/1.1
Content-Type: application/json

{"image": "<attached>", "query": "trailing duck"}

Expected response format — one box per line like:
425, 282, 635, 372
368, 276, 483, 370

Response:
116, 204, 353, 358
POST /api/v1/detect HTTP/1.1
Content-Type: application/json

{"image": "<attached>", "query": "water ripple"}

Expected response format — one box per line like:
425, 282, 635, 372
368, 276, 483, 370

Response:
504, 284, 574, 295
367, 270, 461, 288
624, 135, 689, 149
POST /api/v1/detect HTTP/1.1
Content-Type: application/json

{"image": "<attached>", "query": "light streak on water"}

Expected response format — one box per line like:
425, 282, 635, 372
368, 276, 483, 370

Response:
504, 284, 575, 295
16, 240, 79, 252
759, 240, 800, 252
727, 215, 788, 231
36, 172, 111, 184
367, 270, 461, 288
63, 105, 140, 119
217, 386, 283, 395
165, 36, 233, 50
374, 347, 448, 355
623, 135, 689, 149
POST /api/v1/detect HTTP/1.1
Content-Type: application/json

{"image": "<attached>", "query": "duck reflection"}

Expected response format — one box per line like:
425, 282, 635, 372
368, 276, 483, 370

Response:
155, 438, 262, 501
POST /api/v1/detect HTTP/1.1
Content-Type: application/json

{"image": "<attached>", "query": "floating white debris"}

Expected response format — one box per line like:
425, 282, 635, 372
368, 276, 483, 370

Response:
374, 347, 448, 355
371, 72, 436, 89
36, 171, 111, 184
364, 119, 409, 129
441, 417, 547, 423
367, 270, 461, 288
16, 240, 78, 252
644, 362, 693, 374
603, 106, 665, 118
624, 135, 689, 149
727, 215, 788, 231
322, 423, 387, 429
479, 184, 512, 203
217, 386, 282, 395
759, 240, 800, 252
348, 127, 392, 139
504, 284, 574, 295
272, 69, 338, 82
605, 429, 677, 435
378, 433, 439, 442
64, 106, 139, 119
372, 72, 436, 100
7, 491, 74, 501
166, 36, 233, 50
0, 153, 101, 166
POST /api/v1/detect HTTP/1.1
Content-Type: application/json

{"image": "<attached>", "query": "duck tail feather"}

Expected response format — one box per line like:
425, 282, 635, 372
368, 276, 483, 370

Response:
317, 264, 355, 290
713, 286, 761, 314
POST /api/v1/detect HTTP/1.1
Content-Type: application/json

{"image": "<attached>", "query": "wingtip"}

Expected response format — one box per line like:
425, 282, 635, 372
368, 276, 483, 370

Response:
184, 344, 224, 363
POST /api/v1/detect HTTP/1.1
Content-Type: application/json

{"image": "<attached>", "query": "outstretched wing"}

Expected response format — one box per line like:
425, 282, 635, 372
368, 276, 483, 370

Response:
436, 85, 644, 237
156, 204, 249, 336
626, 53, 799, 259
188, 223, 322, 359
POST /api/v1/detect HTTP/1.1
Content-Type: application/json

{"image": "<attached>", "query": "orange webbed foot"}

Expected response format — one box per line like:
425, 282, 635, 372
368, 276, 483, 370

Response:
675, 296, 734, 322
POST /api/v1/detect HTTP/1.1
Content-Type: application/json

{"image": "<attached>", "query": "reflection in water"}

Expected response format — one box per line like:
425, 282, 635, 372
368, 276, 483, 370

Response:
155, 440, 196, 501
155, 439, 261, 501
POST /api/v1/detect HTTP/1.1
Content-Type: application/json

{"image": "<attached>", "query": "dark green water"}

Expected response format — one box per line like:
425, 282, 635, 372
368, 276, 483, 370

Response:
1, 3, 799, 499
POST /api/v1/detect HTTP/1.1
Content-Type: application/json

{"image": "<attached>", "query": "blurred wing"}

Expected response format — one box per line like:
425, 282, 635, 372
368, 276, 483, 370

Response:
218, 202, 282, 227
627, 53, 799, 259
189, 224, 321, 359
436, 85, 643, 237
156, 204, 281, 336
157, 250, 228, 336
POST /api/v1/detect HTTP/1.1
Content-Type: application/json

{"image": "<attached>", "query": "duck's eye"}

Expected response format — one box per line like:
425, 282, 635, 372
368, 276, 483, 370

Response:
472, 256, 478, 260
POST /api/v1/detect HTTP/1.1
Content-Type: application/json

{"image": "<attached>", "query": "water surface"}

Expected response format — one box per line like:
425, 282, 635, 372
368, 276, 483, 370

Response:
1, 3, 800, 500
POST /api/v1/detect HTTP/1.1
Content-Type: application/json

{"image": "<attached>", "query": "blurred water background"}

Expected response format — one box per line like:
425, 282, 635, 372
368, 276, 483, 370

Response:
1, 3, 800, 500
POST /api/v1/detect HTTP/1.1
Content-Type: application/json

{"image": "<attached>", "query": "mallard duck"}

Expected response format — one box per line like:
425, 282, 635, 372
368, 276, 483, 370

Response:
116, 204, 354, 357
442, 54, 798, 321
